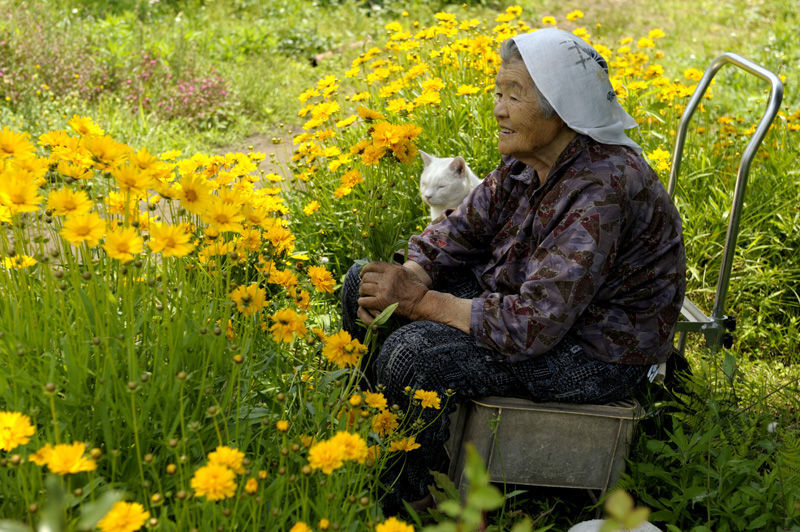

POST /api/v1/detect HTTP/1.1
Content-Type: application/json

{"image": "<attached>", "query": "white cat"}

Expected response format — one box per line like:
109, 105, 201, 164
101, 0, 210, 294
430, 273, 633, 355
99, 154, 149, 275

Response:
419, 151, 481, 221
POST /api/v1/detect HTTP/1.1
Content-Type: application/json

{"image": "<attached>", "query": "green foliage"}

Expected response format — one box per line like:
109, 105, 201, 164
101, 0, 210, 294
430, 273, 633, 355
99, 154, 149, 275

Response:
420, 444, 546, 532
624, 362, 800, 530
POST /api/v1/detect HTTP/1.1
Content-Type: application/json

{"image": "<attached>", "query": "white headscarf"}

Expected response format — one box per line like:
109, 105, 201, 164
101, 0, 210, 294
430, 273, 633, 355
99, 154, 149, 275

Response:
511, 28, 642, 154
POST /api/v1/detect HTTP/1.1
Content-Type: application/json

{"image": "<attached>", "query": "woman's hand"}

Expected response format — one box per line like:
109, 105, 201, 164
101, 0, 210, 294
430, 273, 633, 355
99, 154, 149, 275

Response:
357, 261, 428, 325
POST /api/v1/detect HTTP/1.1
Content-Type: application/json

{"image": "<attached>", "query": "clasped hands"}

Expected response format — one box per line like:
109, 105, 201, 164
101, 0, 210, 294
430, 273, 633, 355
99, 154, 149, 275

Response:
357, 261, 429, 325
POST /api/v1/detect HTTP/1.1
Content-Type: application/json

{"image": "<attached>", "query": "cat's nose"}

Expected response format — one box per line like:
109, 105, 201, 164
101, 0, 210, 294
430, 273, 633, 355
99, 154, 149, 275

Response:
424, 194, 432, 201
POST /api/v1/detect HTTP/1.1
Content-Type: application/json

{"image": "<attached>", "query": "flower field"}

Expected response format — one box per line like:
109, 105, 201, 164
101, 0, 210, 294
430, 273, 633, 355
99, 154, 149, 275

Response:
2, 1, 800, 530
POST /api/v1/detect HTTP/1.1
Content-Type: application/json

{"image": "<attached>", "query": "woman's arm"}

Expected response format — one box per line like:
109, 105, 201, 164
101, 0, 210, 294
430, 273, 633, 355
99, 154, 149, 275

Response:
357, 261, 472, 333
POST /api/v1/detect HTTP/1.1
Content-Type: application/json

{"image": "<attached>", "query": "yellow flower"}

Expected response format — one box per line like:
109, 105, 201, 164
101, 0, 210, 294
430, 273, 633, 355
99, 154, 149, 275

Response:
0, 175, 43, 215
646, 147, 671, 163
330, 431, 368, 464
276, 420, 290, 432
263, 223, 296, 255
322, 330, 367, 369
365, 392, 388, 410
46, 187, 92, 216
191, 462, 237, 501
455, 84, 480, 96
319, 518, 331, 530
308, 439, 345, 474
637, 37, 655, 48
68, 115, 105, 137
244, 478, 258, 494
683, 67, 704, 82
103, 226, 144, 263
541, 16, 557, 25
303, 201, 320, 215
649, 28, 666, 39
28, 443, 52, 465
356, 105, 385, 121
308, 265, 336, 294
371, 410, 399, 436
289, 523, 313, 532
1, 127, 36, 161
566, 9, 584, 21
267, 267, 299, 289
160, 149, 181, 161
349, 393, 363, 407
45, 442, 97, 475
83, 135, 130, 171
229, 283, 268, 316
111, 164, 153, 196
177, 174, 212, 214
434, 11, 456, 22
336, 115, 358, 128
60, 212, 106, 248
413, 389, 441, 410
389, 436, 421, 453
0, 411, 35, 451
1, 254, 36, 269
201, 199, 245, 234
236, 228, 262, 254
97, 501, 150, 532
290, 287, 311, 310
148, 223, 195, 258
413, 90, 440, 106
334, 184, 353, 198
376, 516, 415, 532
207, 445, 246, 475
269, 308, 308, 343
386, 98, 414, 114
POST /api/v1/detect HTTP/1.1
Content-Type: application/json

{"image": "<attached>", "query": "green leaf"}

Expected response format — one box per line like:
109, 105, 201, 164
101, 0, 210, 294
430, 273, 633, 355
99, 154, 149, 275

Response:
431, 470, 461, 502
510, 517, 534, 532
604, 489, 634, 520
422, 523, 458, 532
316, 368, 350, 390
0, 521, 32, 532
76, 490, 124, 529
621, 507, 651, 529
466, 485, 504, 511
747, 514, 771, 529
370, 302, 398, 328
438, 500, 462, 518
463, 443, 490, 487
39, 475, 66, 532
722, 352, 737, 382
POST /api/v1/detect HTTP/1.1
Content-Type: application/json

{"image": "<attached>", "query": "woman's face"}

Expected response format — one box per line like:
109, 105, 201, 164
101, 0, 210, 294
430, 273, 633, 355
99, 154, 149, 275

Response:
493, 62, 565, 165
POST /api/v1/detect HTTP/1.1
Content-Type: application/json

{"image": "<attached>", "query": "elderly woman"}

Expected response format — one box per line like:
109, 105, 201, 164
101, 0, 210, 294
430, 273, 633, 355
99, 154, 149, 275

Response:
341, 28, 685, 513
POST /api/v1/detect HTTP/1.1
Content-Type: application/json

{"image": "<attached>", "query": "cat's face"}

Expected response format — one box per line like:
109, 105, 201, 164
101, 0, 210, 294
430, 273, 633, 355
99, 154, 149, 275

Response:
419, 152, 473, 210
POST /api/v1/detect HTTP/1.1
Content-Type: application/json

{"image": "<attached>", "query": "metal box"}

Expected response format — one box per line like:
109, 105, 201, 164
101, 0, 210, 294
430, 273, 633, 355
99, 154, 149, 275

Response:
445, 397, 644, 495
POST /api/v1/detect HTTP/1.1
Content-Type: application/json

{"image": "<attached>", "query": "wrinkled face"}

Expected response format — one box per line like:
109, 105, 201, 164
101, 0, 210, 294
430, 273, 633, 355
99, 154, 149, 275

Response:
493, 62, 565, 164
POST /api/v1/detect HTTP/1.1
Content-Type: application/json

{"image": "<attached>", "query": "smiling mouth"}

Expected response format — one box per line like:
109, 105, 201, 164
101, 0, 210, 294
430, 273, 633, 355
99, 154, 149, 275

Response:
499, 128, 514, 135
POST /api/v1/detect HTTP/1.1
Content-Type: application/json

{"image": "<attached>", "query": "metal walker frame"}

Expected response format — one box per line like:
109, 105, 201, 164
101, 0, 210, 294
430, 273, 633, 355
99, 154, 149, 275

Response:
668, 53, 783, 356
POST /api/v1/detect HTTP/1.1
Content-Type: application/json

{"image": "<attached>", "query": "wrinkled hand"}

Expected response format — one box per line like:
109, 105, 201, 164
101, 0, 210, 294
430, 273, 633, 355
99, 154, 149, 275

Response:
357, 261, 429, 325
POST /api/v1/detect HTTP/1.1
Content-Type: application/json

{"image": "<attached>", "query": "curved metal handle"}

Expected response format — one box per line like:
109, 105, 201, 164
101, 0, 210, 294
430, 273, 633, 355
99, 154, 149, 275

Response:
667, 53, 783, 335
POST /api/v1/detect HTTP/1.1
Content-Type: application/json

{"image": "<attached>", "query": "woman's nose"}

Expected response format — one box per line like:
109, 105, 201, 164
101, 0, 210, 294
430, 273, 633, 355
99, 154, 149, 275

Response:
494, 99, 507, 119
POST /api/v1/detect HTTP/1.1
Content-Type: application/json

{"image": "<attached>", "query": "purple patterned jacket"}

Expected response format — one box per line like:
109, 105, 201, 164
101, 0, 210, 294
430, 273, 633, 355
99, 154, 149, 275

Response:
407, 134, 685, 365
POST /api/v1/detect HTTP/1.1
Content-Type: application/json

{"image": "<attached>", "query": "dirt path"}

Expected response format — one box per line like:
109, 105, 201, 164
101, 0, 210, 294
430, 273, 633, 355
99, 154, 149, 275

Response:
219, 128, 300, 177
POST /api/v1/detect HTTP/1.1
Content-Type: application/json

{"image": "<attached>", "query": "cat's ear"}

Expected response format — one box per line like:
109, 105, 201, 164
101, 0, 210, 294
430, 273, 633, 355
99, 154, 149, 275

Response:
419, 150, 432, 167
449, 156, 466, 176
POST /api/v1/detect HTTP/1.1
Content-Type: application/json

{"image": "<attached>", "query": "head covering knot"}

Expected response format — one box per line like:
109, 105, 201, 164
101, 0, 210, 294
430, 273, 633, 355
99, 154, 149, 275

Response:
511, 28, 642, 154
